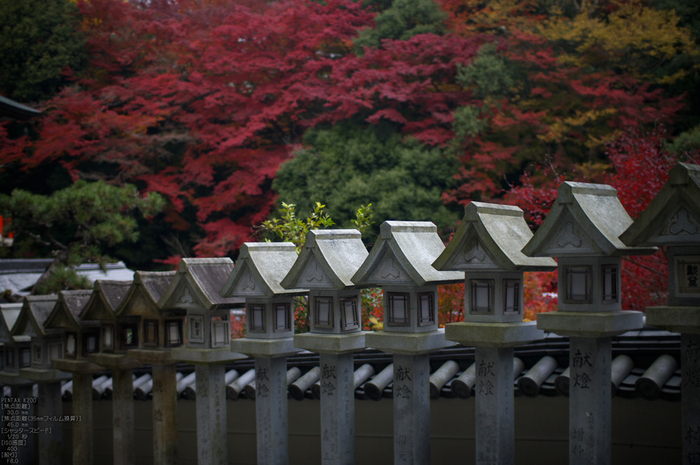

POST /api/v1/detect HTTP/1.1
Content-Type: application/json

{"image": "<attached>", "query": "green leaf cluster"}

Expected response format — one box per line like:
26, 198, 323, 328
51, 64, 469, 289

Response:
272, 122, 459, 238
0, 0, 87, 103
355, 0, 447, 52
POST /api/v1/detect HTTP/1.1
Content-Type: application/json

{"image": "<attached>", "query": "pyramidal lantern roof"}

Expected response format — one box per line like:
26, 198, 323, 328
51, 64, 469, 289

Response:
80, 280, 132, 321
281, 230, 368, 291
433, 202, 557, 272
115, 271, 175, 317
0, 303, 24, 344
12, 295, 59, 338
221, 242, 308, 299
158, 258, 243, 310
353, 221, 462, 287
44, 290, 95, 332
620, 163, 700, 247
522, 182, 656, 258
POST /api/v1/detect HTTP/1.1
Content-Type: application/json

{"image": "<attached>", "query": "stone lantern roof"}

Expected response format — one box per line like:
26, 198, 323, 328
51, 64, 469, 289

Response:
44, 290, 95, 332
352, 221, 462, 287
115, 271, 175, 317
221, 242, 307, 298
0, 303, 24, 344
80, 280, 132, 321
522, 182, 656, 257
620, 163, 700, 247
281, 230, 368, 291
433, 202, 557, 272
12, 295, 59, 338
158, 258, 243, 310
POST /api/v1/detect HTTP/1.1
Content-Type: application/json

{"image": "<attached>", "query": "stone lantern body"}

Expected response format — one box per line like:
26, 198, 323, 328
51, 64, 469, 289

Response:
79, 280, 133, 355
0, 302, 28, 380
619, 162, 700, 465
352, 221, 463, 465
159, 258, 242, 351
281, 231, 368, 465
44, 290, 100, 366
522, 181, 656, 465
433, 202, 557, 465
222, 242, 308, 465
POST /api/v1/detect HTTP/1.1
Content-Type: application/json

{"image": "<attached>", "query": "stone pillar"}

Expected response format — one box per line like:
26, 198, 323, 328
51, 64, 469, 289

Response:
682, 334, 700, 465
194, 363, 227, 465
319, 353, 355, 465
393, 354, 430, 465
13, 384, 36, 465
568, 337, 612, 465
255, 356, 289, 465
37, 381, 62, 465
112, 369, 135, 465
152, 363, 178, 465
72, 373, 93, 465
474, 347, 514, 465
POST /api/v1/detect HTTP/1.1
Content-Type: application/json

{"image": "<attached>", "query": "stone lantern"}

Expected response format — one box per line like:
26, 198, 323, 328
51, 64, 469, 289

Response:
80, 279, 137, 465
221, 242, 308, 465
43, 290, 101, 465
163, 258, 245, 465
432, 202, 557, 465
281, 231, 368, 465
0, 302, 29, 386
11, 294, 69, 465
619, 162, 700, 465
352, 221, 463, 465
522, 181, 656, 465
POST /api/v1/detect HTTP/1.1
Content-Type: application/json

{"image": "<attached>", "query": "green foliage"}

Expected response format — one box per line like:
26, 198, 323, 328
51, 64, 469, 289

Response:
456, 43, 516, 100
33, 266, 91, 295
0, 180, 164, 292
0, 0, 86, 102
354, 0, 447, 52
666, 125, 700, 153
273, 123, 459, 239
261, 202, 336, 251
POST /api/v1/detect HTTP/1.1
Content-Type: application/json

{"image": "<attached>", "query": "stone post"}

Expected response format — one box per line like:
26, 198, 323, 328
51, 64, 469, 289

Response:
393, 353, 430, 465
37, 381, 62, 465
13, 383, 36, 465
255, 356, 290, 465
152, 363, 178, 465
72, 373, 93, 465
112, 368, 135, 465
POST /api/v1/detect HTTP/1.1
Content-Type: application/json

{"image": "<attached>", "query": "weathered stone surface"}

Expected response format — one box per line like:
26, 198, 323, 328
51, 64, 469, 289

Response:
72, 373, 94, 465
88, 352, 143, 370
393, 353, 431, 465
445, 321, 544, 348
18, 367, 71, 382
50, 358, 104, 374
112, 368, 135, 465
194, 364, 228, 465
0, 372, 32, 385
230, 337, 300, 357
319, 353, 355, 465
171, 347, 247, 364
433, 202, 556, 272
254, 356, 290, 465
645, 306, 700, 334
365, 329, 455, 355
152, 363, 178, 465
682, 334, 700, 465
537, 311, 644, 337
127, 348, 177, 365
294, 332, 367, 354
37, 381, 62, 465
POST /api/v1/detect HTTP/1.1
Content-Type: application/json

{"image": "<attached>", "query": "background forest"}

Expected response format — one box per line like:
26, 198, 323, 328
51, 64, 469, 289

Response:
1, 0, 699, 326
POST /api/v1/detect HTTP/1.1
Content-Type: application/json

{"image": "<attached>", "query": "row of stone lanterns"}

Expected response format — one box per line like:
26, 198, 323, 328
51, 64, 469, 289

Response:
0, 162, 696, 465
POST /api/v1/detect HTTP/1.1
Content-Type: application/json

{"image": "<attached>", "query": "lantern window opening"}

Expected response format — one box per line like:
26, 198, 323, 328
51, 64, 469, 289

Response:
211, 320, 229, 347
387, 292, 410, 326
19, 347, 30, 368
565, 266, 591, 303
417, 292, 435, 326
504, 279, 521, 314
471, 279, 494, 314
83, 333, 99, 356
102, 324, 115, 351
5, 349, 13, 368
120, 323, 138, 350
341, 297, 359, 331
602, 265, 618, 303
248, 305, 266, 333
273, 303, 292, 332
66, 332, 77, 357
144, 319, 159, 346
189, 315, 205, 341
49, 342, 63, 361
314, 296, 334, 329
164, 319, 183, 347
33, 344, 41, 364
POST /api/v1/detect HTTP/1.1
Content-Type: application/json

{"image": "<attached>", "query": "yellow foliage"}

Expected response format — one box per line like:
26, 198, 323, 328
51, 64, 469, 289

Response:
538, 108, 617, 147
537, 0, 700, 83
